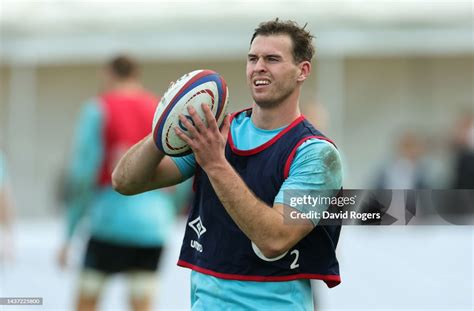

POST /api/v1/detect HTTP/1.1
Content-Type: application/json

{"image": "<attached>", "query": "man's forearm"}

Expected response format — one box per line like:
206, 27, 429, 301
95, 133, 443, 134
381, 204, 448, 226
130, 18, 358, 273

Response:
205, 162, 291, 257
112, 134, 164, 195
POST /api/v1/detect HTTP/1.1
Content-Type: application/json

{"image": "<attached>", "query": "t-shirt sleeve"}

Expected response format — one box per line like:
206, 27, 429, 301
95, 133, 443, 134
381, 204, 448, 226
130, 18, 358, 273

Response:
274, 139, 343, 226
171, 154, 197, 180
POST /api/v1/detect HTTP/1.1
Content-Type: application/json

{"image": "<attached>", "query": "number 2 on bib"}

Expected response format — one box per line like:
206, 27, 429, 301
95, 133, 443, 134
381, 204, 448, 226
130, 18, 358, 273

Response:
290, 249, 300, 269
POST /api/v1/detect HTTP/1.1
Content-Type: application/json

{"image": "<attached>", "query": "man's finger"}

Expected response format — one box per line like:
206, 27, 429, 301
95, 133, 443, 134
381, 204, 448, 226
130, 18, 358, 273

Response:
202, 104, 218, 132
175, 127, 194, 146
179, 113, 199, 138
220, 114, 231, 139
187, 106, 207, 133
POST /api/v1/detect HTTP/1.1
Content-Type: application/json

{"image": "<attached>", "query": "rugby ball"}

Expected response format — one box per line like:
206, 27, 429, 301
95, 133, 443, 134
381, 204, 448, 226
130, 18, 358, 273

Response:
152, 70, 229, 156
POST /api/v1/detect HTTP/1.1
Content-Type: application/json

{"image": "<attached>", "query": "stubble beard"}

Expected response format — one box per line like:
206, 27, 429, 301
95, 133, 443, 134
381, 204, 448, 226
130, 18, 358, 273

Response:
252, 83, 295, 109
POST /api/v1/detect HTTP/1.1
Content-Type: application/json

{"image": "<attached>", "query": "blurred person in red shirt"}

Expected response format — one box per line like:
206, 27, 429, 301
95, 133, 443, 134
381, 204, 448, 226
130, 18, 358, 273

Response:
57, 56, 186, 311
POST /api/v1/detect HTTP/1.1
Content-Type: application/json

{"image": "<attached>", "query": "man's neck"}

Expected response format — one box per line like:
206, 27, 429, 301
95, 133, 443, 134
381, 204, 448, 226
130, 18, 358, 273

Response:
109, 80, 144, 93
251, 93, 301, 130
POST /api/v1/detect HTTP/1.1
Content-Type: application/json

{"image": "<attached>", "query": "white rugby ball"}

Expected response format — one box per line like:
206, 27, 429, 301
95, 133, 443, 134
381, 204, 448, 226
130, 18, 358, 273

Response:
152, 69, 229, 156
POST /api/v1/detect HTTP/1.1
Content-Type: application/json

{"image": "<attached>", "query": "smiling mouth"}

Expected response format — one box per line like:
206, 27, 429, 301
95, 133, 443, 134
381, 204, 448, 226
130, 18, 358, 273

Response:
253, 79, 271, 87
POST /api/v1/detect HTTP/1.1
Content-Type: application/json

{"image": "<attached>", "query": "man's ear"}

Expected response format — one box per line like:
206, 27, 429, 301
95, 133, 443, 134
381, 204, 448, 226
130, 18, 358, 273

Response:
296, 61, 311, 82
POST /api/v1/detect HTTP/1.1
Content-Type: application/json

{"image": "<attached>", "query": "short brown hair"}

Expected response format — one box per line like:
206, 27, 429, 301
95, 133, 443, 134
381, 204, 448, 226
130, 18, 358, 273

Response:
107, 55, 139, 79
250, 18, 315, 63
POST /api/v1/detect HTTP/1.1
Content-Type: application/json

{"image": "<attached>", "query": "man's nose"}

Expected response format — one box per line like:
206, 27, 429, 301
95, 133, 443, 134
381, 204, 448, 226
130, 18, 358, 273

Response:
254, 58, 267, 72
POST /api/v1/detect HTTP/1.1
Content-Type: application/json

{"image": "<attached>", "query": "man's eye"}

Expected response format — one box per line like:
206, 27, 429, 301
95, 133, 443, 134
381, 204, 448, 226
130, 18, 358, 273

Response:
268, 57, 279, 62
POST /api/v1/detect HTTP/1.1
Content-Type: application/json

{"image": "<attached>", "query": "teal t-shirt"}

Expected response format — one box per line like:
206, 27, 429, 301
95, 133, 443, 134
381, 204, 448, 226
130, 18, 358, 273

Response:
172, 112, 343, 310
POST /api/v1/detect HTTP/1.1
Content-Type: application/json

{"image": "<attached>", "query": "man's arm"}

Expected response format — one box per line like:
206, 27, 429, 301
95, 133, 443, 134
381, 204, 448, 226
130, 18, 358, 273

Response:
65, 102, 103, 240
209, 139, 343, 258
59, 101, 103, 268
112, 134, 184, 195
207, 161, 314, 258
175, 105, 317, 258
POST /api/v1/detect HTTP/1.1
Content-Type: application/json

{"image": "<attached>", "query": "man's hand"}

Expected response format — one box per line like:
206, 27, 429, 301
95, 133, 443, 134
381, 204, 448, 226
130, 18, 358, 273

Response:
175, 104, 230, 173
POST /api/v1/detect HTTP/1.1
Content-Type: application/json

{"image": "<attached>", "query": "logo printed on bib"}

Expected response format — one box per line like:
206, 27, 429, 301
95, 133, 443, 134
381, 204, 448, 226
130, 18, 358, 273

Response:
188, 216, 207, 238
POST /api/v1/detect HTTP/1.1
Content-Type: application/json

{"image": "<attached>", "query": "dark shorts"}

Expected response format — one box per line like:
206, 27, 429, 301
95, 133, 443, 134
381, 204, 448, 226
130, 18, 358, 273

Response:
83, 237, 163, 274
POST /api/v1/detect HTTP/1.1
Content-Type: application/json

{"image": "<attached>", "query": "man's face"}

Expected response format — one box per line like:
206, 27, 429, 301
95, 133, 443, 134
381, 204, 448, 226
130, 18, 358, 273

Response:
246, 34, 301, 108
